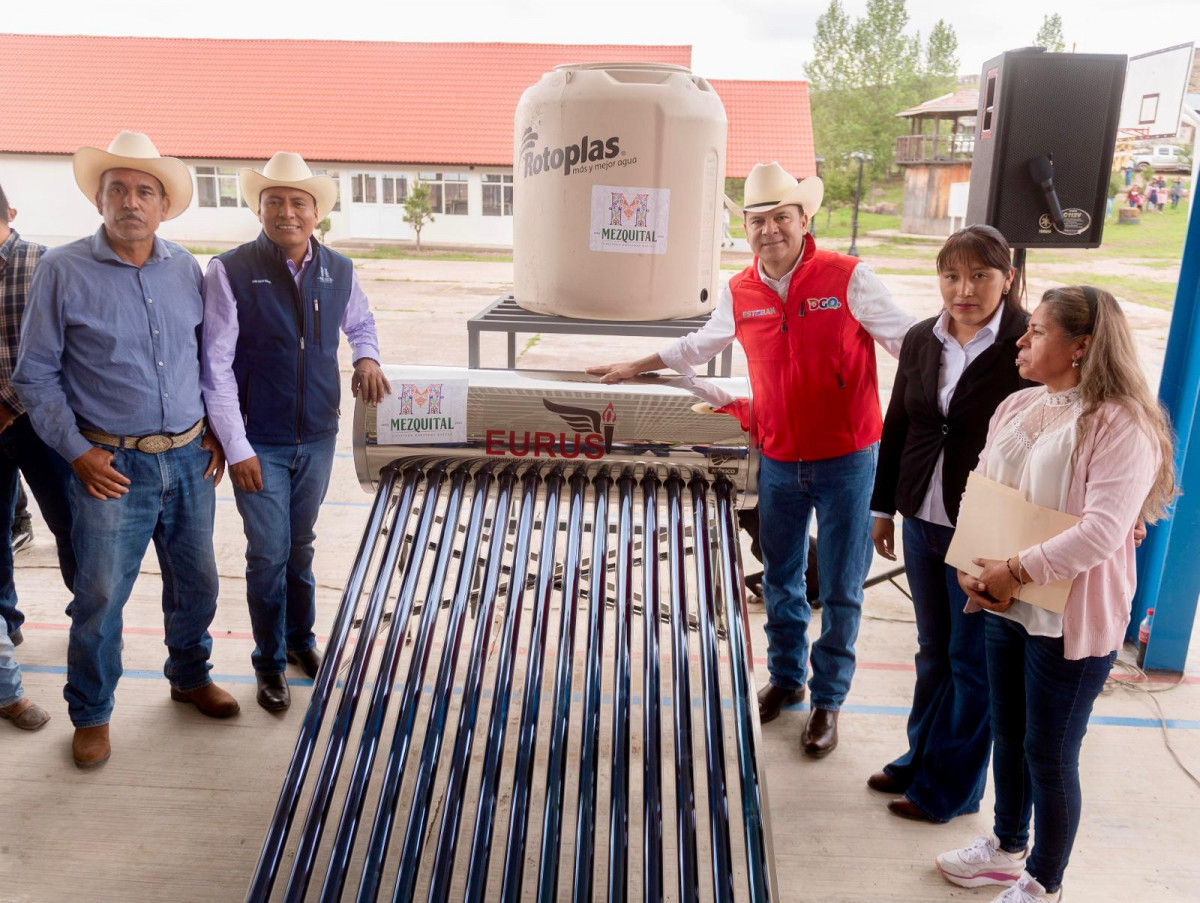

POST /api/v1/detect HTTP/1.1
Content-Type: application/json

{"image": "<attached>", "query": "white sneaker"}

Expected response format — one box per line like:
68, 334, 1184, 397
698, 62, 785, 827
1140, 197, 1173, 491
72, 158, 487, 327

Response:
992, 871, 1062, 902
936, 833, 1028, 888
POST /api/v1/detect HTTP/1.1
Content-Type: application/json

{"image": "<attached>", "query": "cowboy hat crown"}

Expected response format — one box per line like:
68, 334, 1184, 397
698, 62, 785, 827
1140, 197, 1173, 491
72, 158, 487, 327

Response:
240, 152, 339, 217
73, 130, 194, 219
727, 162, 823, 227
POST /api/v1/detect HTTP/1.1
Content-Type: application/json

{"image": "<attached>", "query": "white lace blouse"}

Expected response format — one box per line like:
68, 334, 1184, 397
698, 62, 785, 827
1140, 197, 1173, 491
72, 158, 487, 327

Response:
981, 385, 1083, 637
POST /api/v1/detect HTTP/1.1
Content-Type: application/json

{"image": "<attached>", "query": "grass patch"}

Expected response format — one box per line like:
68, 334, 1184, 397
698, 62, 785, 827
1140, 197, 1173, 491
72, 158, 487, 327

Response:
184, 246, 227, 256
874, 266, 937, 276
349, 248, 513, 263
516, 334, 541, 362
1053, 273, 1178, 309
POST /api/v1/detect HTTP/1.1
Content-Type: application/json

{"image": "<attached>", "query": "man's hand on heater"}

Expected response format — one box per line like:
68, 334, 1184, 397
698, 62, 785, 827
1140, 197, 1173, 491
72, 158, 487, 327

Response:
586, 353, 666, 384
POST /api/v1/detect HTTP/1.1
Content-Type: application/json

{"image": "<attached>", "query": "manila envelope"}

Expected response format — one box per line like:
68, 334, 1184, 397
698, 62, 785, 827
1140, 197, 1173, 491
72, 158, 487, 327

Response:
945, 471, 1080, 613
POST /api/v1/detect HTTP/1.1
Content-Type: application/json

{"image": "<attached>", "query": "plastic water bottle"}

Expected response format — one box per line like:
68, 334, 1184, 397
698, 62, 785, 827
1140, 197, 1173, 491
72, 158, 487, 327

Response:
1137, 607, 1156, 669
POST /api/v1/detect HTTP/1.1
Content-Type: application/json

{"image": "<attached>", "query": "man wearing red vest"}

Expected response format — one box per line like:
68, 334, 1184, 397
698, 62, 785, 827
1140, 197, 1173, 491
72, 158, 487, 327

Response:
590, 162, 914, 757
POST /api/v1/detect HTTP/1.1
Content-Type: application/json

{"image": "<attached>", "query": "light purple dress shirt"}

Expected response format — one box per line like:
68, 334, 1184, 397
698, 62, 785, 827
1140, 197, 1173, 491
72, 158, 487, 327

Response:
201, 243, 380, 465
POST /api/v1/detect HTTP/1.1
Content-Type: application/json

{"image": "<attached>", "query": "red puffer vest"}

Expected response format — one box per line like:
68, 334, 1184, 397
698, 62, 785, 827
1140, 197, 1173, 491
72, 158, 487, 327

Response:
726, 236, 882, 461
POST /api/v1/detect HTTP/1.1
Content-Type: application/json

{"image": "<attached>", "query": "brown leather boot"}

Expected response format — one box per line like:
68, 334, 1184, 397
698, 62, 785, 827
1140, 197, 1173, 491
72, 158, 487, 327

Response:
0, 697, 50, 731
171, 682, 240, 718
868, 770, 905, 794
72, 724, 111, 768
757, 683, 806, 724
887, 798, 933, 822
801, 707, 839, 758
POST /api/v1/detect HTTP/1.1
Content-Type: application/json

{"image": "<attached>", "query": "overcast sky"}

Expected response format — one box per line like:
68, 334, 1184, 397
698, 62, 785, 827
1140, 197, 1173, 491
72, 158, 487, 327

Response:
8, 0, 1196, 82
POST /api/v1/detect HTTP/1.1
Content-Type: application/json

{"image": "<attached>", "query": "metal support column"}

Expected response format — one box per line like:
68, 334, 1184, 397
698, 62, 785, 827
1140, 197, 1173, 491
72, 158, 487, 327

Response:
1134, 192, 1200, 671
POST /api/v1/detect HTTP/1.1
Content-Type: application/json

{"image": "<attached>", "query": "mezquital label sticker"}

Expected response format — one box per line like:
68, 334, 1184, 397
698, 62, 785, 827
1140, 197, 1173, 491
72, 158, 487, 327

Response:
589, 185, 670, 255
375, 379, 468, 445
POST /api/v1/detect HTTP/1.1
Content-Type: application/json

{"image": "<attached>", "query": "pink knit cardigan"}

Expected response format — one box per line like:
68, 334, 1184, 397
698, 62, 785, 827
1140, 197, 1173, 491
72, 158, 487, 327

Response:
966, 387, 1162, 659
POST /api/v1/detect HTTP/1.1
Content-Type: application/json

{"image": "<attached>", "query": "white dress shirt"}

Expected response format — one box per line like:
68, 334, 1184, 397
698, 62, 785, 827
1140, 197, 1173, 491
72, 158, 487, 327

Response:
659, 244, 913, 376
906, 301, 1008, 527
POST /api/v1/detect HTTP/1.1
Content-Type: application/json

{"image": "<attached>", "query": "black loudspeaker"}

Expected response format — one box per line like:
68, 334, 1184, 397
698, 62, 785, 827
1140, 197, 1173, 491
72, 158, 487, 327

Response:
966, 48, 1126, 249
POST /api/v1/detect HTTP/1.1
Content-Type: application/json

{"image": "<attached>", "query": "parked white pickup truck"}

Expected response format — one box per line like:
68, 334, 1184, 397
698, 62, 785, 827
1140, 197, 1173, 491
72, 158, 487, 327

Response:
1131, 145, 1190, 172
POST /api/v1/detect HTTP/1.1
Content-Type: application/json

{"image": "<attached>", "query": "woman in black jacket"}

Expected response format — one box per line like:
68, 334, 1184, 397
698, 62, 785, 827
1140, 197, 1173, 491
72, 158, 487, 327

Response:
868, 225, 1031, 823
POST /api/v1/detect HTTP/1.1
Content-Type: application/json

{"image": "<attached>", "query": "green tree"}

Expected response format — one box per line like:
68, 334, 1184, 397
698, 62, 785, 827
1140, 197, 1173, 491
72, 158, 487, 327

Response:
404, 180, 434, 251
924, 20, 959, 86
1035, 13, 1066, 53
805, 0, 959, 181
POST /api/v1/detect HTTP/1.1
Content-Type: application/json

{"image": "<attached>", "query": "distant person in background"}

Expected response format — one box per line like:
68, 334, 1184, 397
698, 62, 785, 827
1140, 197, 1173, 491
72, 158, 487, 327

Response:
721, 204, 733, 248
1155, 177, 1167, 212
0, 182, 76, 649
1146, 183, 1159, 213
868, 225, 1031, 824
1127, 186, 1143, 210
1122, 164, 1132, 187
1170, 178, 1183, 209
935, 285, 1175, 903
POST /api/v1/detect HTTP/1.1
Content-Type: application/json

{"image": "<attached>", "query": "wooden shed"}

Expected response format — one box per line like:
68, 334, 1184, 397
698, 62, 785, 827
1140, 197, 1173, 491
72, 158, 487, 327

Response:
896, 87, 978, 235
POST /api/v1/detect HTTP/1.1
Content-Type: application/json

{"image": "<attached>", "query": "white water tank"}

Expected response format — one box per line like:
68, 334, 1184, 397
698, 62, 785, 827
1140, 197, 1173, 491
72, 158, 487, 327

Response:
512, 63, 727, 321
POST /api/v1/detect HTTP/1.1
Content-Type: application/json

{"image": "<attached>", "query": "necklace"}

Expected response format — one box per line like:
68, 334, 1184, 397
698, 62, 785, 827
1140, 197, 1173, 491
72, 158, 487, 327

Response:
1027, 387, 1080, 441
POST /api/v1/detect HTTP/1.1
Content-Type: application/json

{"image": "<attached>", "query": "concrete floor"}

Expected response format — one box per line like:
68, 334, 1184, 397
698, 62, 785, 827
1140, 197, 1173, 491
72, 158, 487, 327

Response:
4, 257, 1199, 902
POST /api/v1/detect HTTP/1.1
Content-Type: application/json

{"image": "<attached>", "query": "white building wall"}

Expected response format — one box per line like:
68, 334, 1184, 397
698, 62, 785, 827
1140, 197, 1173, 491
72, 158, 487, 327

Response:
1, 154, 513, 248
0, 154, 103, 246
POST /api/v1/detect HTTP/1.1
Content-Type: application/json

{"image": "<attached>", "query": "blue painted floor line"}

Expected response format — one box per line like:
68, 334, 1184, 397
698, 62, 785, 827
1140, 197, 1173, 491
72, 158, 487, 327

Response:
19, 665, 1196, 730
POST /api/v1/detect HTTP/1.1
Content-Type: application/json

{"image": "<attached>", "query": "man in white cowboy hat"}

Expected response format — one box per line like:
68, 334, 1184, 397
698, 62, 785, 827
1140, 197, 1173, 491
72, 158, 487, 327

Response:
590, 162, 915, 757
201, 151, 389, 711
13, 130, 240, 768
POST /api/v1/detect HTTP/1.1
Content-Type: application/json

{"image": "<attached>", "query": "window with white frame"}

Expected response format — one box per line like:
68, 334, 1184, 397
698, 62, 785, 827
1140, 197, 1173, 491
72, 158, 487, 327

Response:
195, 166, 241, 208
381, 175, 408, 205
351, 173, 378, 205
418, 171, 469, 215
310, 168, 342, 212
482, 173, 513, 216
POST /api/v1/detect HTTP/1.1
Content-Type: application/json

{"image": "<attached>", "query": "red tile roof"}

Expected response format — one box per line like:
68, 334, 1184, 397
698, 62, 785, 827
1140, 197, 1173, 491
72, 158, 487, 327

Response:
711, 79, 815, 178
0, 35, 812, 178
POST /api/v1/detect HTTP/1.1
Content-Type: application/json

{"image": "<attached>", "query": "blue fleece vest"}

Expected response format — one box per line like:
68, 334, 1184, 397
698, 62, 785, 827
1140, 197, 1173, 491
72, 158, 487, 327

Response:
219, 232, 353, 444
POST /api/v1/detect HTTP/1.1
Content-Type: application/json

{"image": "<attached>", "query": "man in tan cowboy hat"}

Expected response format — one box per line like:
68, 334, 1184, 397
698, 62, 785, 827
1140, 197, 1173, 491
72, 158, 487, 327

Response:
201, 151, 389, 711
13, 130, 240, 768
590, 161, 915, 757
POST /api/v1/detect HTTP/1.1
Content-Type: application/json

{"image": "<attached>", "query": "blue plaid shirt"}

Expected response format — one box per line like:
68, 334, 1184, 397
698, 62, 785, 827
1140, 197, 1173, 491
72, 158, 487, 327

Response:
0, 229, 46, 416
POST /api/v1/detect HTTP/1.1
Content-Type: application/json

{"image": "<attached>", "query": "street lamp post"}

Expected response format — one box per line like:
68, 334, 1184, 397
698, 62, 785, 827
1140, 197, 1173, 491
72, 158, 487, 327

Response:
848, 150, 871, 258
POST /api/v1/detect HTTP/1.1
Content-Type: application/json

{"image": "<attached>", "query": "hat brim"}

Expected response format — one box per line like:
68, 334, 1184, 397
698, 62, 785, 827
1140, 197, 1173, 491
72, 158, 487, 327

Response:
240, 170, 339, 217
727, 176, 823, 230
73, 147, 194, 220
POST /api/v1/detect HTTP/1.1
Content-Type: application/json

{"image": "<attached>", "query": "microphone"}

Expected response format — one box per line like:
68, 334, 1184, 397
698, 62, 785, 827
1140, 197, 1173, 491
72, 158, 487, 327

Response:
1029, 155, 1065, 231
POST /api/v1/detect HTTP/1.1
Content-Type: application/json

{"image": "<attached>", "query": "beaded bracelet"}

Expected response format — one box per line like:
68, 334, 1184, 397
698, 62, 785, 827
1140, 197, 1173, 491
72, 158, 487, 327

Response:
1006, 557, 1024, 587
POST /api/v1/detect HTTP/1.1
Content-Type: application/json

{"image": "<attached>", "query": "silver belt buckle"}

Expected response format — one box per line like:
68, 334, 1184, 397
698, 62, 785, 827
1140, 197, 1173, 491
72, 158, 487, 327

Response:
137, 434, 173, 454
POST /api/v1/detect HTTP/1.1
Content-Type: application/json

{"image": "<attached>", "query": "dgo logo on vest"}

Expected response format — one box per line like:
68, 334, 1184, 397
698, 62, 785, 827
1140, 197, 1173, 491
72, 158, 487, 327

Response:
807, 297, 843, 312
520, 126, 621, 178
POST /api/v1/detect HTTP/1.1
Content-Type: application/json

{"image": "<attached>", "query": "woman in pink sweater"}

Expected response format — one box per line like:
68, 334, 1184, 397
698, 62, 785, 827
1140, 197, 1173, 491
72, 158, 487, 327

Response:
934, 285, 1176, 903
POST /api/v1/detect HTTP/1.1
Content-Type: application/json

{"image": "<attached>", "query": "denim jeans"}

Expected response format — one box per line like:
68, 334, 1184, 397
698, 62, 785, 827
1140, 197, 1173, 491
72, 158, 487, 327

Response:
756, 443, 877, 709
884, 517, 990, 821
0, 413, 76, 633
985, 614, 1113, 892
0, 619, 22, 707
65, 435, 219, 727
233, 437, 336, 675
